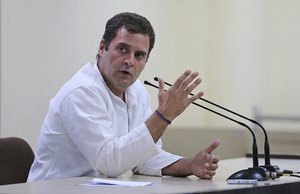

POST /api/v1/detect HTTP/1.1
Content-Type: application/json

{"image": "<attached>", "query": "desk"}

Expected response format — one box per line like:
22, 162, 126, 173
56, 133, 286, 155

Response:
0, 157, 299, 194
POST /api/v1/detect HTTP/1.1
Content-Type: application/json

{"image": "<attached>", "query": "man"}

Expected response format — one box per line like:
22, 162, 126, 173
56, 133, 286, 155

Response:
27, 12, 220, 182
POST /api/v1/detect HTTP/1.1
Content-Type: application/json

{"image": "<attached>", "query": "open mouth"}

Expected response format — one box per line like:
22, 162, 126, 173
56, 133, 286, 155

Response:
120, 70, 131, 75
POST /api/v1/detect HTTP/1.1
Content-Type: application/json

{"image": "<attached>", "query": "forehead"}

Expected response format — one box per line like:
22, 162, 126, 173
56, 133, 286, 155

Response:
111, 27, 150, 52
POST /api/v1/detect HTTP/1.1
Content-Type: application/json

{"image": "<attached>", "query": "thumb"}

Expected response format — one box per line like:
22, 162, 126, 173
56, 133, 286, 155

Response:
205, 139, 220, 154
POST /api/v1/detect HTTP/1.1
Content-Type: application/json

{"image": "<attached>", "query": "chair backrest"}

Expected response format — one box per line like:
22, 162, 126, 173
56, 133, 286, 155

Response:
0, 137, 34, 185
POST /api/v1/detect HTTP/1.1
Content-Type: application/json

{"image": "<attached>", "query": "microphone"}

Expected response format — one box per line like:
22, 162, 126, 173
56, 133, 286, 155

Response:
152, 77, 280, 176
144, 80, 268, 181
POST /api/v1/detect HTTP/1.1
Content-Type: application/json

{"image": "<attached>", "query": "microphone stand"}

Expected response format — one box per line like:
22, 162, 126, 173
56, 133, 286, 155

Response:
144, 80, 267, 181
153, 77, 280, 177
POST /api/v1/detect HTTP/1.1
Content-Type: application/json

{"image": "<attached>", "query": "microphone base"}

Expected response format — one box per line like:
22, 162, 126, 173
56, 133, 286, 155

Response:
260, 164, 280, 172
227, 167, 268, 181
260, 165, 280, 180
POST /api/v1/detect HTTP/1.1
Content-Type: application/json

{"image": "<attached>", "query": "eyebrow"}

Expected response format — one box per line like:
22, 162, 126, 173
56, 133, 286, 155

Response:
116, 42, 130, 48
117, 42, 148, 55
135, 50, 147, 56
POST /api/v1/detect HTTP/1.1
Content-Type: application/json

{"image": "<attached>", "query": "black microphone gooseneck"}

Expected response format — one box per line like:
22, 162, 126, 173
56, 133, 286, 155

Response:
144, 80, 267, 181
153, 77, 279, 174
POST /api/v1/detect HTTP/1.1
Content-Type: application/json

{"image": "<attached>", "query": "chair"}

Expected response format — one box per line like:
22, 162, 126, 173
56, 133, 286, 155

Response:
0, 137, 34, 185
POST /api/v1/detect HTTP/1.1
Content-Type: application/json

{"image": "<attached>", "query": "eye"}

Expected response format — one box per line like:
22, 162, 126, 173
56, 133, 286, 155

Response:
118, 46, 128, 53
115, 43, 129, 54
135, 51, 147, 61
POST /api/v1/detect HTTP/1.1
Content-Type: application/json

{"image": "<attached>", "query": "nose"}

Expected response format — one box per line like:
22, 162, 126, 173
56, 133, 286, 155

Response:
124, 55, 134, 67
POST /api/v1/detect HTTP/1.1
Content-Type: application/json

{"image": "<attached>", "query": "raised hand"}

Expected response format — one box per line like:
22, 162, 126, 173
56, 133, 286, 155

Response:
156, 70, 204, 121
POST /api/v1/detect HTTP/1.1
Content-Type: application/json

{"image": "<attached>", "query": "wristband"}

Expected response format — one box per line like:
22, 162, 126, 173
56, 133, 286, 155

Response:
155, 110, 172, 125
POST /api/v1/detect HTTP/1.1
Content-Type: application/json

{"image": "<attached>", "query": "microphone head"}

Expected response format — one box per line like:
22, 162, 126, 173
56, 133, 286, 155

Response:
144, 80, 160, 90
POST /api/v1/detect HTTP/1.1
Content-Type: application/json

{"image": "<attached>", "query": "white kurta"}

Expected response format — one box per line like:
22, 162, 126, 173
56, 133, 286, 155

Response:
27, 62, 182, 182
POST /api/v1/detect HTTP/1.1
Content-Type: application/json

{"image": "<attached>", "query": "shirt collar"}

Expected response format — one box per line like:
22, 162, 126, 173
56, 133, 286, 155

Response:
92, 61, 137, 108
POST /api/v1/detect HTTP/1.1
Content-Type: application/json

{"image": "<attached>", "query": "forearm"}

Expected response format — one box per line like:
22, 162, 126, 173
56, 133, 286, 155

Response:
161, 158, 193, 177
163, 139, 220, 179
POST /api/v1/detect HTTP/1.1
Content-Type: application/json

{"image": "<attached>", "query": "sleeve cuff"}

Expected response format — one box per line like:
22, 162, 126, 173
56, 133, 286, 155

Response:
132, 149, 183, 176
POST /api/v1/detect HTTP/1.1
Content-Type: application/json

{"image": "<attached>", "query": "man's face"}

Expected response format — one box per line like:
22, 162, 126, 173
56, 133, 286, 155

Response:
98, 27, 150, 97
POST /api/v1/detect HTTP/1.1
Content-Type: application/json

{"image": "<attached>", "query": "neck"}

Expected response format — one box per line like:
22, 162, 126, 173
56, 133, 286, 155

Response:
96, 61, 126, 101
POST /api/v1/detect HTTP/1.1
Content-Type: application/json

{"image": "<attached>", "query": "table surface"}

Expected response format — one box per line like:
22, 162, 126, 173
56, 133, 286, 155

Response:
0, 157, 299, 194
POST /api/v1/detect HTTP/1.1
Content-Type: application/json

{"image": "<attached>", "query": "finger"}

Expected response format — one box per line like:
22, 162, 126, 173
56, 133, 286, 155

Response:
172, 70, 191, 89
189, 91, 205, 102
204, 174, 212, 179
158, 78, 165, 94
205, 139, 220, 154
184, 77, 202, 95
198, 168, 213, 180
209, 163, 218, 171
204, 162, 209, 168
178, 72, 199, 92
207, 154, 219, 163
208, 170, 216, 176
211, 155, 220, 163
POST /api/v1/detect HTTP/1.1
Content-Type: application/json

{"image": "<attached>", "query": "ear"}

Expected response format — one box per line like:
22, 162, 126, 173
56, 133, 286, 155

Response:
98, 39, 105, 56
